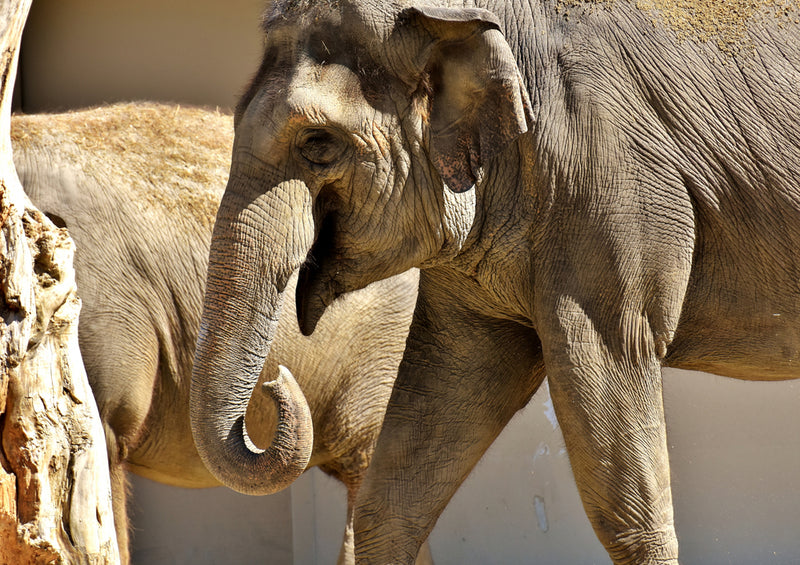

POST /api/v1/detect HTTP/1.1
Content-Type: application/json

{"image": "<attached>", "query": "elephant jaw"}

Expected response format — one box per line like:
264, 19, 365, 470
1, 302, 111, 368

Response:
295, 210, 361, 336
295, 259, 337, 336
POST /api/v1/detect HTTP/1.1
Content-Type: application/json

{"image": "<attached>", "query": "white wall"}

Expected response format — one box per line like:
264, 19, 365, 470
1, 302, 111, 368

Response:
20, 3, 800, 564
130, 371, 800, 564
129, 480, 293, 564
427, 371, 800, 565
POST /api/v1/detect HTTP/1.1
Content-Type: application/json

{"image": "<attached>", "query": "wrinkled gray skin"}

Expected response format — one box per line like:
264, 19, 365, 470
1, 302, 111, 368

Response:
193, 0, 800, 563
11, 103, 428, 565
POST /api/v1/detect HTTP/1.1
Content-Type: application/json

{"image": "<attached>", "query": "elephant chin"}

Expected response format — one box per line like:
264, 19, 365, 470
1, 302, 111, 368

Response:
296, 261, 334, 336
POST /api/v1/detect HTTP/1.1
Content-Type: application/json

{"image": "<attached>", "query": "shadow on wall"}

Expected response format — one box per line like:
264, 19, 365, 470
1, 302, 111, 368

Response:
131, 369, 800, 565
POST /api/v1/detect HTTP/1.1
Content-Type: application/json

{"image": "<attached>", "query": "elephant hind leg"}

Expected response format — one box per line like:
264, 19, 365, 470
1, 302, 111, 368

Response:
110, 463, 131, 565
105, 421, 134, 565
97, 366, 156, 565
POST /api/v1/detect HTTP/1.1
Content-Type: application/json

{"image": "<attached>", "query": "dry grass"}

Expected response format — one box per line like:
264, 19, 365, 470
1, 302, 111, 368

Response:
561, 0, 800, 51
11, 102, 234, 230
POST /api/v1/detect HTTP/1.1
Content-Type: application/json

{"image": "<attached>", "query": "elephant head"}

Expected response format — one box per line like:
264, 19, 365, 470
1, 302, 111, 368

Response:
190, 1, 532, 494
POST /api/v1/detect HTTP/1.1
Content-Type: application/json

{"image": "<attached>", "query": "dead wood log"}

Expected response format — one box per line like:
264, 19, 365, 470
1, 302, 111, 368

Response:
0, 1, 120, 562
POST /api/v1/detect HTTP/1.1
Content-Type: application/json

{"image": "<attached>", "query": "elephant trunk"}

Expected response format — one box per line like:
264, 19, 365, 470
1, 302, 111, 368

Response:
190, 169, 315, 495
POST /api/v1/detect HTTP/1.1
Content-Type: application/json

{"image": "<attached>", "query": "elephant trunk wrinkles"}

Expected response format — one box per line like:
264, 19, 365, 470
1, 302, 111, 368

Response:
191, 172, 315, 495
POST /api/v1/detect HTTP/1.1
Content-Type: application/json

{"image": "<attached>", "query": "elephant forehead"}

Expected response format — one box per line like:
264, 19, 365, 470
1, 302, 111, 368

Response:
243, 65, 380, 147
262, 0, 409, 46
287, 64, 369, 114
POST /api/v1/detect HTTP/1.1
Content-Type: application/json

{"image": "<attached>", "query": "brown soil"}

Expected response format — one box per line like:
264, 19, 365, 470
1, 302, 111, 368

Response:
561, 0, 800, 51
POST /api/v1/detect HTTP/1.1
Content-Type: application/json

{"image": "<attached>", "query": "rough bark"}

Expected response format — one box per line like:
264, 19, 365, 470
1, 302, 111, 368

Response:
0, 1, 120, 562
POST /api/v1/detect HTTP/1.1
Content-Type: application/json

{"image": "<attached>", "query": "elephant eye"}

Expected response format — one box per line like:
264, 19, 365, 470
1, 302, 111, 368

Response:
296, 128, 348, 167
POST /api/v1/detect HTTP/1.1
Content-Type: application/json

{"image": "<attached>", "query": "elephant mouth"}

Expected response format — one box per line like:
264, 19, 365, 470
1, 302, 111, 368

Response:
296, 262, 338, 336
296, 213, 339, 336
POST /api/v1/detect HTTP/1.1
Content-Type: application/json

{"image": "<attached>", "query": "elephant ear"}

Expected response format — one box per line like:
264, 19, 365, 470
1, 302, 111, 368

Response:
397, 6, 533, 192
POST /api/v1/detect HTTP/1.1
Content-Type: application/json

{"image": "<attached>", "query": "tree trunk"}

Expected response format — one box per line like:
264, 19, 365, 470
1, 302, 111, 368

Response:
0, 1, 120, 562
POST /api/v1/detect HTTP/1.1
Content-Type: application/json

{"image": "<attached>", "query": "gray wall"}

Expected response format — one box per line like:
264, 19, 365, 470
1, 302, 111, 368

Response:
19, 2, 800, 563
128, 375, 800, 564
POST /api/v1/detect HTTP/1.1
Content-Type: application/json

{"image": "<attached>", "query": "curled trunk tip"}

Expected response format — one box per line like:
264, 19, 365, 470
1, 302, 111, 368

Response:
255, 364, 314, 470
235, 364, 314, 493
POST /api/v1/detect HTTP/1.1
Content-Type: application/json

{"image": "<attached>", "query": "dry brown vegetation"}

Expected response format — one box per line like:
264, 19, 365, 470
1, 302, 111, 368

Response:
11, 103, 233, 231
561, 0, 800, 51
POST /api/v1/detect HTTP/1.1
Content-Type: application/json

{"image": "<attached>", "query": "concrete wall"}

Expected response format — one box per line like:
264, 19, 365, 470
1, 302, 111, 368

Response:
18, 3, 800, 564
128, 375, 800, 565
19, 0, 266, 112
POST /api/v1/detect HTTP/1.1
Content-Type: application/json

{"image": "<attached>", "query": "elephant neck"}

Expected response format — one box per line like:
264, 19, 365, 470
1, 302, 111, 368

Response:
446, 139, 539, 323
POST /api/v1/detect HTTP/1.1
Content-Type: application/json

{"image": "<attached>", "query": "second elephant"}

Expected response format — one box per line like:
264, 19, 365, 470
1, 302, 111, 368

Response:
11, 102, 426, 565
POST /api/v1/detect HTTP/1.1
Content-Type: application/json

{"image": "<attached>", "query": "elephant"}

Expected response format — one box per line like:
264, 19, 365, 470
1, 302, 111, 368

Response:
10, 102, 429, 565
189, 0, 800, 563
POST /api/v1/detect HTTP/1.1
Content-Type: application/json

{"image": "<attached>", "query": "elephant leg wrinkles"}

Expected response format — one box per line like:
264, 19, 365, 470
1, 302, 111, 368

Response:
537, 293, 680, 564
546, 350, 678, 563
354, 270, 546, 564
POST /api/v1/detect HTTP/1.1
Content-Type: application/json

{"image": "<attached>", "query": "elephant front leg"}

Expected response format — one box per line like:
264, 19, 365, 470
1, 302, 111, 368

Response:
353, 273, 546, 564
542, 307, 679, 564
339, 480, 435, 565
